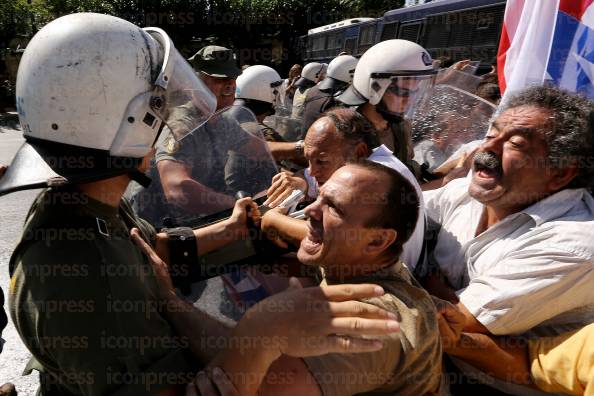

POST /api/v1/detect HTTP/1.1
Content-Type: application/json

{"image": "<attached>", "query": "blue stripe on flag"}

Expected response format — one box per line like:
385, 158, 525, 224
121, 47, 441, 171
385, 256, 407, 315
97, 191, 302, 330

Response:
547, 11, 594, 99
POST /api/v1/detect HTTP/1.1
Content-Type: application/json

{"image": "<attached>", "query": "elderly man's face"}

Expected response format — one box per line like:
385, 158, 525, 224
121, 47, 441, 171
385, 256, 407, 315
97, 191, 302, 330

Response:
304, 117, 355, 186
298, 165, 387, 271
200, 72, 236, 110
469, 105, 569, 212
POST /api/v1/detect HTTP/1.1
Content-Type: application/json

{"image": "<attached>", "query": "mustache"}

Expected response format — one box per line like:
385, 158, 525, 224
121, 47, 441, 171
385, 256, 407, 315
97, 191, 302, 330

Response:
473, 151, 502, 174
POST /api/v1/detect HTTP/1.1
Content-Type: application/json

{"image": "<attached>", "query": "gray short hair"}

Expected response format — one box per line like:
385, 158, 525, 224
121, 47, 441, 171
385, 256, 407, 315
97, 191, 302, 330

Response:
322, 107, 379, 150
502, 86, 594, 189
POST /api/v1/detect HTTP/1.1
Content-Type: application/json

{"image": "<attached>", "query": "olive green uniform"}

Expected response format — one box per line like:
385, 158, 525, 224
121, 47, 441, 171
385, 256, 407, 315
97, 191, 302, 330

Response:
9, 187, 194, 395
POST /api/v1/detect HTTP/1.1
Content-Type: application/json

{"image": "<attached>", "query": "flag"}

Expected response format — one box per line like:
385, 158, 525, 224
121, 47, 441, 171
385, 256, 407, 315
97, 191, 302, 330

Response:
498, 0, 594, 100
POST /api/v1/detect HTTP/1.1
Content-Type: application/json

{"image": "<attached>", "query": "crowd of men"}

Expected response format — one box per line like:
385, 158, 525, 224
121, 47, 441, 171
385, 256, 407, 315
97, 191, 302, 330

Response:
0, 11, 592, 396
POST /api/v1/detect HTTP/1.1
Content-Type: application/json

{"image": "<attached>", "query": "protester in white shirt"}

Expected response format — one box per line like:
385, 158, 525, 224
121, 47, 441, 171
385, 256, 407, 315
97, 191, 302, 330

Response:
263, 108, 425, 270
422, 86, 594, 382
420, 85, 594, 395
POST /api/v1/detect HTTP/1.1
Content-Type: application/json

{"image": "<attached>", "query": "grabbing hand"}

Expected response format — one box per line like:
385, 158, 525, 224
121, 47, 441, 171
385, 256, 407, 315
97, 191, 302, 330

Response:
234, 279, 400, 360
432, 296, 466, 352
186, 367, 239, 396
264, 172, 307, 208
226, 197, 261, 237
451, 59, 471, 71
441, 148, 477, 186
130, 228, 175, 299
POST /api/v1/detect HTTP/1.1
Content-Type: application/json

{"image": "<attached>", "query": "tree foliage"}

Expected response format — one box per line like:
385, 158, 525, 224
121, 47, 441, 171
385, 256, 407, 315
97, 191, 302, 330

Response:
0, 0, 405, 69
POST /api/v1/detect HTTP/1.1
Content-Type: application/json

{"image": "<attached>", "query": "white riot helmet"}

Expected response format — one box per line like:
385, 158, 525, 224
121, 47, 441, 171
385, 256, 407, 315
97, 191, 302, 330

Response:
295, 62, 324, 88
0, 13, 216, 195
234, 65, 283, 117
338, 40, 436, 119
235, 65, 282, 105
318, 55, 359, 93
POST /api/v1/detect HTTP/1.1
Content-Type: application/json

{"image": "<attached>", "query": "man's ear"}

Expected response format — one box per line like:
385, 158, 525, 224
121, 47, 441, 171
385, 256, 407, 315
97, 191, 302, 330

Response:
364, 228, 397, 256
547, 164, 578, 192
354, 142, 369, 159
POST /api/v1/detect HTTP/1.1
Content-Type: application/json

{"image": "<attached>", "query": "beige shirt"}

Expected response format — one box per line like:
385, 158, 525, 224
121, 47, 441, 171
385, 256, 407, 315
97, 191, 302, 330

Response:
303, 262, 442, 396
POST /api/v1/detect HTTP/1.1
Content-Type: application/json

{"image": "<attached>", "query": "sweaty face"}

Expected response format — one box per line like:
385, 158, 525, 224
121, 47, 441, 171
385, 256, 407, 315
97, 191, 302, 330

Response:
304, 118, 354, 186
200, 73, 236, 110
469, 105, 561, 213
298, 166, 386, 272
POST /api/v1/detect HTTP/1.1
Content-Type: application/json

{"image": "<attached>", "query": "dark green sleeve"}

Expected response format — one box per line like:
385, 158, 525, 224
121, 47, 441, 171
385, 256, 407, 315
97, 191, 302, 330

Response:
10, 238, 194, 396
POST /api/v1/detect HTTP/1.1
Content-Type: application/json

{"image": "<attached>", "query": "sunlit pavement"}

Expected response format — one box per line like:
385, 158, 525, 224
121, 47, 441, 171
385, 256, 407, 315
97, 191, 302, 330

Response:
0, 123, 40, 392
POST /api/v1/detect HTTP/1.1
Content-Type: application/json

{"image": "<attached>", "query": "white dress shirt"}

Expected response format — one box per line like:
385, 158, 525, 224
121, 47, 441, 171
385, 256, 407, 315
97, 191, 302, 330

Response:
424, 177, 594, 335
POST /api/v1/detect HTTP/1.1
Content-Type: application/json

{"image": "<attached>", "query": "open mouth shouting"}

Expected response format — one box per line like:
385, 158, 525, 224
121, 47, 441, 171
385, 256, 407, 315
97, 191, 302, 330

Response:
301, 220, 324, 257
472, 151, 502, 185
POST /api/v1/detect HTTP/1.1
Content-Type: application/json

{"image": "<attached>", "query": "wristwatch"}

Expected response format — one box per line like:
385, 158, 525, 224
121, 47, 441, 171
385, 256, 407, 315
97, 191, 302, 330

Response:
295, 139, 304, 157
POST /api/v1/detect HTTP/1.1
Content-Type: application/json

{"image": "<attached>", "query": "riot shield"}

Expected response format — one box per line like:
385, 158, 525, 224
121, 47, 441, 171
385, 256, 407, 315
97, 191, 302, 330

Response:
262, 114, 304, 142
434, 68, 483, 94
411, 72, 496, 173
128, 105, 278, 229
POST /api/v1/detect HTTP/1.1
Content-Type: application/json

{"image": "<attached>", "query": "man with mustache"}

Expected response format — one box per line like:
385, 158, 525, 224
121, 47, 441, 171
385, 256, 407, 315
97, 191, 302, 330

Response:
423, 86, 594, 389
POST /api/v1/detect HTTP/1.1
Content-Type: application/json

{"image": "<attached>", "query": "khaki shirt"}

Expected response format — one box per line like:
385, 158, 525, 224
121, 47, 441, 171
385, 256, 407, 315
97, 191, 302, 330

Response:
303, 262, 442, 396
9, 187, 194, 395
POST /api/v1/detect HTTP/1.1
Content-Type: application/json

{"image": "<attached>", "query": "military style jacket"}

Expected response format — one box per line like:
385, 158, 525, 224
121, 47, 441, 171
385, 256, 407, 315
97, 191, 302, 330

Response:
9, 187, 194, 395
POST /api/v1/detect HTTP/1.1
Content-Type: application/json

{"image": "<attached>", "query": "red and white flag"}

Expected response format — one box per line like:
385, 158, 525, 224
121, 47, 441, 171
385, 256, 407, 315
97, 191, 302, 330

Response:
498, 0, 594, 100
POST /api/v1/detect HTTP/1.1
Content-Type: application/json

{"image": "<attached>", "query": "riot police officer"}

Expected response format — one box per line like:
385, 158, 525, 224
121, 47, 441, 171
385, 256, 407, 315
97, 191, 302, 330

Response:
337, 39, 436, 170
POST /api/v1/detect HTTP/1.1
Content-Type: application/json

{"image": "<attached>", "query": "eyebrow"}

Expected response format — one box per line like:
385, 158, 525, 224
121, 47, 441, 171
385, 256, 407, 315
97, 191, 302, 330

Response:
491, 121, 538, 137
321, 191, 344, 214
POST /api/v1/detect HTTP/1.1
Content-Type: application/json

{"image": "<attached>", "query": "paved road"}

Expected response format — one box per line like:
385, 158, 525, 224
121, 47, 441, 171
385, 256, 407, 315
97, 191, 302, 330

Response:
0, 124, 40, 393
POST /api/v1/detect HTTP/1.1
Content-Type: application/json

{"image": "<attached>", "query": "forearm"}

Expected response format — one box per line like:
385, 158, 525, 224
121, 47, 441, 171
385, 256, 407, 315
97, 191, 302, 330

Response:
193, 219, 244, 256
208, 330, 279, 396
421, 177, 445, 191
263, 212, 308, 246
457, 302, 489, 334
162, 293, 233, 364
447, 333, 533, 386
167, 179, 235, 214
155, 219, 242, 262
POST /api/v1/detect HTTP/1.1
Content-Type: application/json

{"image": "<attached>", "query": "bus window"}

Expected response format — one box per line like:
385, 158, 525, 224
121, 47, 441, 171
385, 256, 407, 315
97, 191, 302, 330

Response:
423, 14, 450, 51
472, 6, 504, 47
398, 22, 422, 43
380, 22, 399, 42
357, 24, 376, 54
344, 37, 357, 55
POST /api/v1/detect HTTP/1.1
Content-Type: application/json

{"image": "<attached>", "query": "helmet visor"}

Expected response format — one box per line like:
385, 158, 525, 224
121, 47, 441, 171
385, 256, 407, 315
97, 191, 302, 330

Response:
128, 105, 278, 228
374, 75, 435, 119
150, 46, 217, 141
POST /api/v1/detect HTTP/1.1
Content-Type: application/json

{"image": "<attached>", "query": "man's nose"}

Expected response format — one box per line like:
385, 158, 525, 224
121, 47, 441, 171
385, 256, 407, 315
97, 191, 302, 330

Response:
309, 163, 321, 178
480, 135, 504, 156
304, 198, 322, 220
